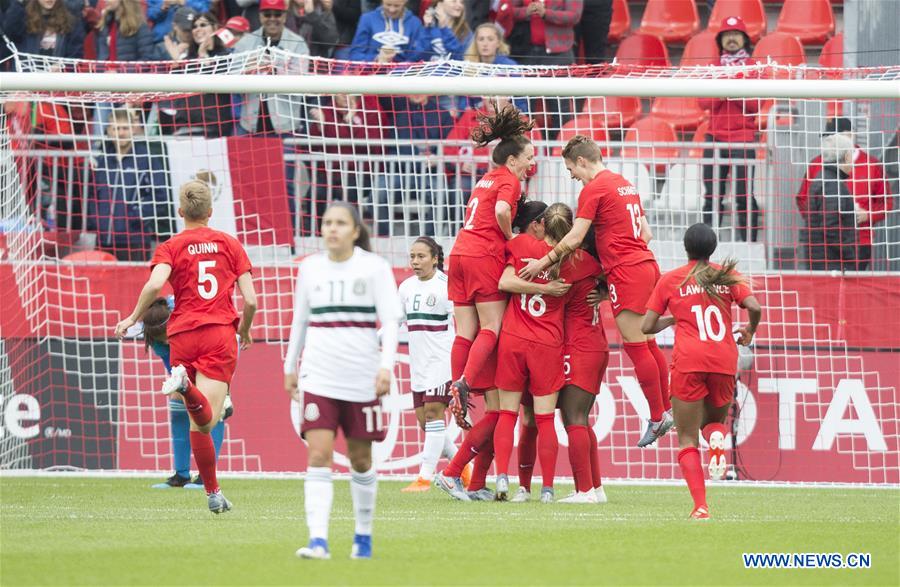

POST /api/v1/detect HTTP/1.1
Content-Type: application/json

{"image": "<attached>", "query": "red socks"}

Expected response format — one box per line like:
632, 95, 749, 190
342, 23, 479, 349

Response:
678, 446, 706, 508
587, 427, 602, 488
517, 423, 538, 492
445, 410, 498, 478
702, 422, 728, 444
646, 339, 671, 413
182, 379, 213, 427
462, 329, 498, 384
451, 336, 472, 382
566, 425, 593, 493
492, 410, 518, 476
535, 413, 558, 489
189, 431, 219, 494
623, 341, 664, 421
468, 446, 494, 491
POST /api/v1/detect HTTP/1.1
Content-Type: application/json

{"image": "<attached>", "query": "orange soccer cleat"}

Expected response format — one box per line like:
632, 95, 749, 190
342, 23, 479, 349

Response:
401, 478, 432, 493
690, 505, 710, 520
460, 463, 473, 489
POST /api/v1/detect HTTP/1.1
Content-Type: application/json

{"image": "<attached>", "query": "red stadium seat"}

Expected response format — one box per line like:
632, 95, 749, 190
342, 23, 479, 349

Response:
707, 0, 766, 43
62, 250, 117, 263
582, 96, 643, 129
688, 120, 710, 158
615, 34, 671, 67
637, 0, 701, 44
621, 116, 679, 172
752, 32, 806, 67
608, 0, 632, 43
650, 96, 707, 131
553, 116, 611, 157
680, 30, 720, 66
818, 33, 843, 68
775, 0, 835, 45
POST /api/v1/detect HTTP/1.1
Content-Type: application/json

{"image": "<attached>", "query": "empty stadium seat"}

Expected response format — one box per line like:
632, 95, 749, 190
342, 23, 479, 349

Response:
775, 0, 835, 45
605, 160, 654, 207
818, 33, 843, 68
650, 96, 707, 131
620, 116, 679, 172
553, 116, 611, 157
680, 30, 720, 66
608, 0, 632, 43
62, 250, 117, 263
637, 0, 701, 44
660, 164, 703, 211
752, 32, 806, 67
688, 120, 710, 158
707, 0, 766, 43
582, 96, 643, 129
615, 34, 671, 67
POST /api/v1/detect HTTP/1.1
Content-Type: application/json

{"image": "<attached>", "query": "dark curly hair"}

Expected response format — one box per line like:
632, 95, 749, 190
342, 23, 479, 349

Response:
471, 102, 535, 166
142, 298, 171, 352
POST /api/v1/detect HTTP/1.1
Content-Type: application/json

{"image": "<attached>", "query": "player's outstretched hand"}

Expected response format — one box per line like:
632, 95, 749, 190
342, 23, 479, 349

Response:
284, 373, 300, 402
544, 279, 571, 297
239, 328, 253, 350
735, 325, 755, 346
518, 258, 544, 281
375, 368, 391, 397
114, 317, 135, 340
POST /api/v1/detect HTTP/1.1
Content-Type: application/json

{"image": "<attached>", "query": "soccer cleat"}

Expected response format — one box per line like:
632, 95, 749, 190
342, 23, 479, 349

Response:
707, 430, 727, 481
433, 473, 471, 501
151, 473, 190, 489
401, 477, 431, 493
222, 393, 234, 420
559, 489, 598, 504
296, 538, 331, 560
494, 474, 509, 501
690, 505, 710, 520
350, 534, 372, 560
467, 488, 496, 501
448, 379, 471, 430
540, 487, 554, 503
161, 364, 189, 396
636, 411, 675, 448
184, 475, 204, 490
594, 486, 609, 504
207, 490, 232, 514
460, 463, 473, 489
509, 487, 531, 503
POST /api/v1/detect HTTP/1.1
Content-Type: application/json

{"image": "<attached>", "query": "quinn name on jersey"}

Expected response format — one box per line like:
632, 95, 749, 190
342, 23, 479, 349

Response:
399, 270, 454, 392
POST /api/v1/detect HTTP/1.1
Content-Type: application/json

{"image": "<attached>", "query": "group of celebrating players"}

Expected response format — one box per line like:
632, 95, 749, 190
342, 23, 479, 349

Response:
114, 101, 762, 561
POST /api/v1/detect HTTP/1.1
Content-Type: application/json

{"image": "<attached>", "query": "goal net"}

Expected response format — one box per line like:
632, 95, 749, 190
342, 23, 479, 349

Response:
1, 49, 898, 485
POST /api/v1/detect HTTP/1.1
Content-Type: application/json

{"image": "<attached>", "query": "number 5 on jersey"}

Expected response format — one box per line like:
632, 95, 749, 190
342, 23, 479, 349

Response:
198, 260, 218, 300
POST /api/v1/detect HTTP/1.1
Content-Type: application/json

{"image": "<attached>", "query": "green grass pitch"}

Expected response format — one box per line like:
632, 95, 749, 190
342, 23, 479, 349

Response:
1, 477, 897, 586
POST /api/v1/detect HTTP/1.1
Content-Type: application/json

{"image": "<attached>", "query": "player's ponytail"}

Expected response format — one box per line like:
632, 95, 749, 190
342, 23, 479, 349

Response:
471, 102, 535, 167
681, 223, 747, 304
542, 202, 575, 279
142, 298, 171, 353
413, 236, 444, 271
326, 201, 371, 252
512, 200, 548, 233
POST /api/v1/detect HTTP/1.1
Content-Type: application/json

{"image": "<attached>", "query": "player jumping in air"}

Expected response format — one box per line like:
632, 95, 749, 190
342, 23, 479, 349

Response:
520, 135, 673, 448
642, 223, 762, 520
115, 180, 257, 514
285, 202, 401, 560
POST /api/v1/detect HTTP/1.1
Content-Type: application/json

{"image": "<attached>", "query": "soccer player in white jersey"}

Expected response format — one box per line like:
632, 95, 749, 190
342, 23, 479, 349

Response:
284, 202, 401, 561
399, 237, 472, 492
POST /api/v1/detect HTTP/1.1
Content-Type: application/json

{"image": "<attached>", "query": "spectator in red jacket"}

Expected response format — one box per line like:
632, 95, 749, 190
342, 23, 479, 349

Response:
698, 15, 762, 243
796, 117, 893, 270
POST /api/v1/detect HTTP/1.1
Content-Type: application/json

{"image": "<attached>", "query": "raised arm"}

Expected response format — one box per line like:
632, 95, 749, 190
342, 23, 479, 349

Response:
236, 271, 257, 350
518, 217, 591, 280
114, 263, 172, 339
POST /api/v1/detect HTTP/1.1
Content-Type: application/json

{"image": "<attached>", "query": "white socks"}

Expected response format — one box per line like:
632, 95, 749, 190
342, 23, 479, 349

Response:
350, 468, 377, 536
420, 420, 447, 479
442, 425, 459, 460
304, 467, 333, 540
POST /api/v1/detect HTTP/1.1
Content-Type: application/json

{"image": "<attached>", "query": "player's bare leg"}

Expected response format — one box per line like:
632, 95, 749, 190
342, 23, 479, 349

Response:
297, 429, 335, 560
672, 397, 709, 519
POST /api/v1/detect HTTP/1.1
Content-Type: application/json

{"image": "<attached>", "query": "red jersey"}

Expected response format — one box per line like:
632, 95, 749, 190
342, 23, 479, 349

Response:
502, 236, 602, 347
576, 169, 656, 272
564, 273, 608, 353
151, 226, 253, 338
451, 165, 521, 260
646, 262, 752, 376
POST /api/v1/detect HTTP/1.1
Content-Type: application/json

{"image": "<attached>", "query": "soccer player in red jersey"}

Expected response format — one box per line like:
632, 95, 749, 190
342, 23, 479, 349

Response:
115, 180, 257, 514
446, 103, 536, 427
493, 203, 602, 503
520, 135, 673, 448
642, 223, 762, 520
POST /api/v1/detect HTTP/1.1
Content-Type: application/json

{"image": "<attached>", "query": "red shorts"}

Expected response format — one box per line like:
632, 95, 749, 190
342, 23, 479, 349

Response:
564, 350, 609, 394
168, 323, 238, 384
495, 334, 564, 396
412, 381, 452, 408
468, 346, 497, 394
447, 254, 507, 305
606, 260, 660, 317
670, 369, 735, 407
300, 391, 386, 441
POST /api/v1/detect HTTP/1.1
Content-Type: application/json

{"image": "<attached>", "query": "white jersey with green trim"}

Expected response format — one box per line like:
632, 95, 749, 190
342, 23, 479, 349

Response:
284, 247, 401, 402
399, 270, 454, 392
